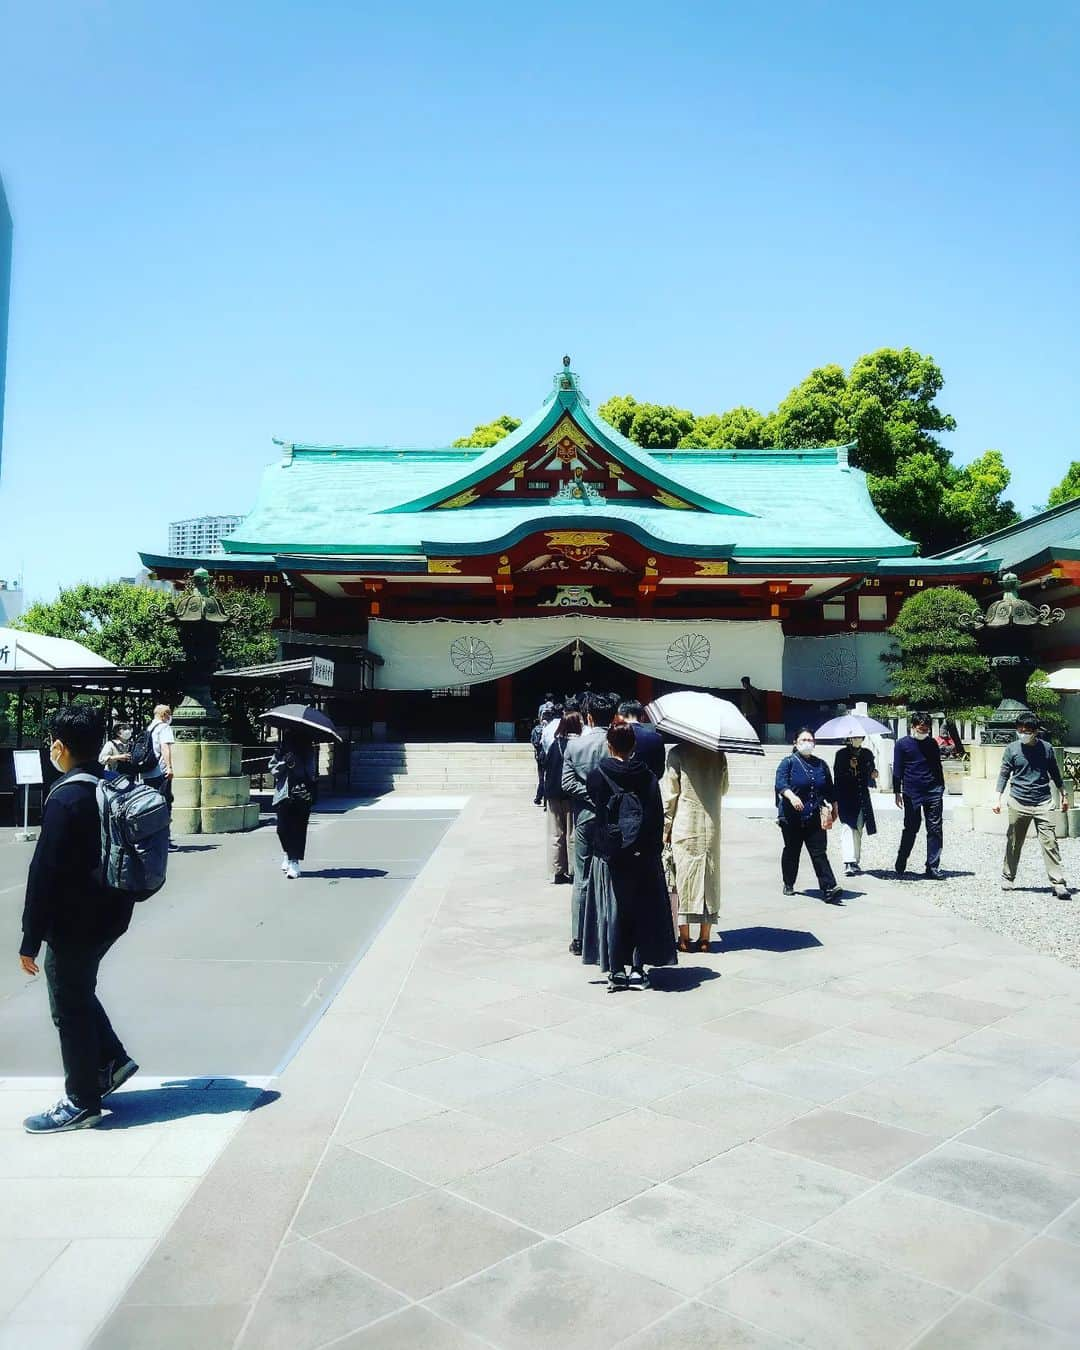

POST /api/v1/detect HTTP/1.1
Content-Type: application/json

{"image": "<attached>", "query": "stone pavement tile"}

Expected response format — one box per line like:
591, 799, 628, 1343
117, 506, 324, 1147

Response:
553, 1006, 677, 1052
950, 1027, 1080, 1081
385, 1000, 530, 1052
668, 1142, 869, 1231
975, 1236, 1080, 1334
894, 1142, 1080, 1228
425, 1239, 680, 1350
396, 970, 527, 1012
333, 1081, 445, 1144
463, 1077, 627, 1144
314, 1188, 538, 1299
942, 965, 1078, 1009
130, 1127, 241, 1178
87, 1302, 248, 1349
0, 1237, 66, 1317
359, 1032, 456, 1080
1014, 1072, 1080, 1123
648, 975, 781, 1018
562, 1185, 787, 1296
1047, 1198, 1080, 1244
449, 1142, 650, 1234
789, 1026, 929, 1074
806, 1184, 1029, 1292
292, 1145, 429, 1237
702, 1237, 957, 1350
733, 1052, 875, 1106
478, 1027, 611, 1074
8, 1236, 154, 1325
0, 1127, 161, 1179
851, 1008, 972, 1050
616, 1301, 794, 1350
652, 1077, 815, 1143
900, 991, 1016, 1027
831, 1051, 1035, 1136
759, 1108, 937, 1180
481, 990, 587, 1028
910, 1297, 1076, 1349
990, 1002, 1080, 1050
0, 1177, 195, 1239
0, 1325, 95, 1350
702, 1009, 829, 1049
352, 1109, 529, 1186
554, 1050, 705, 1105
632, 1034, 766, 1076
236, 1239, 405, 1350
328, 1305, 493, 1349
385, 1049, 537, 1108
958, 1107, 1080, 1172
756, 987, 895, 1027
557, 1107, 720, 1182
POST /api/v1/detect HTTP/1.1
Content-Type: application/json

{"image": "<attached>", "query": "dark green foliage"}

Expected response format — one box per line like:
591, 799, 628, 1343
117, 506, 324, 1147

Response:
1027, 669, 1067, 743
1048, 461, 1080, 509
884, 587, 995, 711
452, 414, 521, 448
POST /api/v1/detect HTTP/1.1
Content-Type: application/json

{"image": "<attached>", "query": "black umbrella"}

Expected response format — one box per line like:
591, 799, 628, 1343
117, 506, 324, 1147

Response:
259, 704, 342, 743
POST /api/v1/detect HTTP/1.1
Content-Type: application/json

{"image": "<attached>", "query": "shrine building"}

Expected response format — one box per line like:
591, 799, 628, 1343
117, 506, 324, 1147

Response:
142, 360, 1005, 740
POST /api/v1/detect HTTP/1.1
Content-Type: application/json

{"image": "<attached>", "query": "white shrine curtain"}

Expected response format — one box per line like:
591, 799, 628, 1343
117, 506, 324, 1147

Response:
368, 616, 784, 690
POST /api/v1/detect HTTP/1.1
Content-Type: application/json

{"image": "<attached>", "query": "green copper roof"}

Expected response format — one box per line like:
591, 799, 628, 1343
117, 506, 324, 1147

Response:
221, 365, 918, 562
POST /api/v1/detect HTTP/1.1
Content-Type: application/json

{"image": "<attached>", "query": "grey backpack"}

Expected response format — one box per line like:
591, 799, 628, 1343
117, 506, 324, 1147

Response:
62, 773, 170, 900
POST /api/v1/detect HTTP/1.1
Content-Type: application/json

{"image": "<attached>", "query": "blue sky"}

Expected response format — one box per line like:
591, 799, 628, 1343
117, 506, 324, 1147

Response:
0, 0, 1076, 602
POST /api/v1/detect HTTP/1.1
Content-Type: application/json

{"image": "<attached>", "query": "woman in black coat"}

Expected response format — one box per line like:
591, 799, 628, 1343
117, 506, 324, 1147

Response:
269, 730, 318, 880
832, 737, 878, 877
774, 728, 842, 902
582, 718, 677, 991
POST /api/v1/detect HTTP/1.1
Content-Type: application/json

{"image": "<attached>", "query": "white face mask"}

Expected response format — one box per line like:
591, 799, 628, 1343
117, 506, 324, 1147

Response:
1019, 731, 1036, 744
848, 737, 864, 749
912, 729, 929, 741
49, 743, 64, 774
796, 740, 815, 756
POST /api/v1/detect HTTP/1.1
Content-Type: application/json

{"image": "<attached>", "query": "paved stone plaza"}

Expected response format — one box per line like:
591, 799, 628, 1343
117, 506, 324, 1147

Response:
4, 790, 1080, 1349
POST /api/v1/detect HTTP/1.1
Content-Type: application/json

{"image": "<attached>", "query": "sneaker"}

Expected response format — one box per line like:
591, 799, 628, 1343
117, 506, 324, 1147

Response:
24, 1098, 102, 1135
568, 938, 582, 956
844, 863, 859, 878
1001, 877, 1014, 891
783, 885, 795, 896
1054, 885, 1072, 900
286, 861, 301, 879
823, 885, 844, 903
894, 859, 908, 877
924, 867, 944, 880
280, 853, 289, 873
100, 1058, 139, 1099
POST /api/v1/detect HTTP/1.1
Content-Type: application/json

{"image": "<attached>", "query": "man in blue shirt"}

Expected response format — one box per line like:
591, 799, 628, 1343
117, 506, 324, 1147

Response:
893, 711, 946, 879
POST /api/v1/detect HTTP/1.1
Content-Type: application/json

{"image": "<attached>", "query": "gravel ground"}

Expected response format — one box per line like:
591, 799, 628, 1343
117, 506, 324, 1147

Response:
851, 809, 1080, 970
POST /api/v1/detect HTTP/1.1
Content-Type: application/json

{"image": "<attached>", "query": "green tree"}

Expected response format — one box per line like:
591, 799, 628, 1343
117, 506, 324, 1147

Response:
678, 406, 771, 449
841, 347, 956, 476
597, 396, 695, 449
884, 587, 995, 710
452, 414, 521, 448
1026, 669, 1067, 743
1048, 461, 1080, 508
769, 365, 848, 449
15, 581, 276, 670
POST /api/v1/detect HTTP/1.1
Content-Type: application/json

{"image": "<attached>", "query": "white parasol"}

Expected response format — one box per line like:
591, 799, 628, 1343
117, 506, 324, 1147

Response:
645, 690, 764, 756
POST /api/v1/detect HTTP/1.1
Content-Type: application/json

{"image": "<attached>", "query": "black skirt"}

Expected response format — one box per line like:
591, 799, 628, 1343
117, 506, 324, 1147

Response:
582, 848, 678, 972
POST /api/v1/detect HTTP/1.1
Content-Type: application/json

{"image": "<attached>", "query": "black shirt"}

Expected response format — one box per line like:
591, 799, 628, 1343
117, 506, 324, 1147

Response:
20, 765, 134, 958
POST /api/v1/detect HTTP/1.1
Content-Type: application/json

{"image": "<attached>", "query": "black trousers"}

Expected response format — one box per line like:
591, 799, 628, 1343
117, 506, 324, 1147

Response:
780, 817, 838, 893
898, 791, 944, 871
534, 758, 545, 803
45, 938, 128, 1113
276, 799, 311, 860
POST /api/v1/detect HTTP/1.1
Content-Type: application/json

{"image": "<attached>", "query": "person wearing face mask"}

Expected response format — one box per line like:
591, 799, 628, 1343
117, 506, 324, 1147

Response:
892, 712, 946, 879
833, 735, 878, 877
775, 729, 842, 902
993, 713, 1070, 900
19, 705, 139, 1134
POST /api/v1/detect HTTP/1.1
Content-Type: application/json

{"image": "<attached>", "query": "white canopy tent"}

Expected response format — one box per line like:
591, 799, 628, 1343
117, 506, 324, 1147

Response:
0, 628, 115, 672
1045, 668, 1080, 692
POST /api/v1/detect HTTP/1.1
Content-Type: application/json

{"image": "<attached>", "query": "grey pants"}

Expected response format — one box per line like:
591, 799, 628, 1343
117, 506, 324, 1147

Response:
1004, 798, 1066, 886
547, 796, 573, 878
570, 812, 593, 942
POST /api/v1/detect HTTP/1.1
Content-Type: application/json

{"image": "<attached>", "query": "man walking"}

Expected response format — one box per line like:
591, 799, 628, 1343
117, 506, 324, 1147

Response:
561, 692, 616, 955
893, 711, 946, 879
143, 704, 175, 811
20, 706, 138, 1134
994, 713, 1071, 900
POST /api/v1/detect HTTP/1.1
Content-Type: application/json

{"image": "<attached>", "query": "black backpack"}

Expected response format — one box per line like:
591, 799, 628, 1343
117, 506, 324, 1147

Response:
595, 767, 645, 860
127, 727, 159, 776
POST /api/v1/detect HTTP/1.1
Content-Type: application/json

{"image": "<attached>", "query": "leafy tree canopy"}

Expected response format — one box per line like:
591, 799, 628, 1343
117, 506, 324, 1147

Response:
15, 582, 276, 671
452, 414, 521, 448
1048, 461, 1080, 509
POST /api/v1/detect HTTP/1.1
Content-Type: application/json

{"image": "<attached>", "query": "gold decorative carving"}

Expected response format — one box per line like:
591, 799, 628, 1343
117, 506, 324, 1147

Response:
542, 416, 593, 454
436, 488, 480, 509
427, 559, 462, 575
606, 461, 624, 477
510, 460, 526, 478
653, 489, 694, 510
694, 561, 730, 577
545, 530, 612, 564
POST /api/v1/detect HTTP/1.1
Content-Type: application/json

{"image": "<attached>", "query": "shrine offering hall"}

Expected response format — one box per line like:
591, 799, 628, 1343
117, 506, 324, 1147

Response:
144, 361, 1007, 740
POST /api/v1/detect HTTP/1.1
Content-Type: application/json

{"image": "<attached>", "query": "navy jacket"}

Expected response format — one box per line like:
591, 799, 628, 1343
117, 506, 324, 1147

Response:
892, 735, 944, 803
774, 753, 836, 825
630, 723, 666, 779
21, 765, 134, 959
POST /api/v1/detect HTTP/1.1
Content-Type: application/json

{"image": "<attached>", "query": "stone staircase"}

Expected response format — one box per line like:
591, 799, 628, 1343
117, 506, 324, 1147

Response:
349, 741, 789, 796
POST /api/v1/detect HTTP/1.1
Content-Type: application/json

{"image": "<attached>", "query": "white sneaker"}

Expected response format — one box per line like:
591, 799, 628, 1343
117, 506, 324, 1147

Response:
286, 861, 300, 880
280, 854, 289, 873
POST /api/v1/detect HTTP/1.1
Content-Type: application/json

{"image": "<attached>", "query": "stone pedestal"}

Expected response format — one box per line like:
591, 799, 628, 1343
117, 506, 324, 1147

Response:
171, 741, 259, 835
959, 748, 1072, 837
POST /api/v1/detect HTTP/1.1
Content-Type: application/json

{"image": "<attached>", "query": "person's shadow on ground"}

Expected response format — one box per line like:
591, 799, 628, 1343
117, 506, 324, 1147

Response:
718, 926, 822, 953
646, 966, 723, 993
170, 844, 220, 854
862, 867, 975, 881
302, 867, 389, 881
98, 1079, 280, 1129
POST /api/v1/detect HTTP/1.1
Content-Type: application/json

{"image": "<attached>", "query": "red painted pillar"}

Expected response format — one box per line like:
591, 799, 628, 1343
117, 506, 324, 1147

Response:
636, 672, 655, 705
766, 689, 784, 744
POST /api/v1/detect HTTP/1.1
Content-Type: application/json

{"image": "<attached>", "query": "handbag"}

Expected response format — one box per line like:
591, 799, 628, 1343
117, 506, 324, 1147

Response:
820, 803, 834, 830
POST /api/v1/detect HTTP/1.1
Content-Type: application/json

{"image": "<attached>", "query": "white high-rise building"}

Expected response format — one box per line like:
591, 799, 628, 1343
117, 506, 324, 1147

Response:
0, 578, 23, 624
167, 515, 243, 557
0, 174, 12, 479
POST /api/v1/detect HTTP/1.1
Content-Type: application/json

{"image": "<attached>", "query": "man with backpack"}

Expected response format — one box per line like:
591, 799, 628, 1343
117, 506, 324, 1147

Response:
19, 705, 160, 1134
561, 692, 617, 954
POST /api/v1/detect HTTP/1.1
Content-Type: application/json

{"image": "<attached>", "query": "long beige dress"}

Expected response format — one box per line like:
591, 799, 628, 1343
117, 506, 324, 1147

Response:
661, 742, 729, 922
